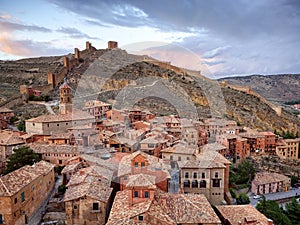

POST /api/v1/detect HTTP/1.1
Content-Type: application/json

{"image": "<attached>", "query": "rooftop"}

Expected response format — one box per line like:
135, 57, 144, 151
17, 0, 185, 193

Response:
216, 205, 271, 225
252, 172, 290, 186
0, 130, 24, 146
0, 161, 54, 196
0, 107, 13, 113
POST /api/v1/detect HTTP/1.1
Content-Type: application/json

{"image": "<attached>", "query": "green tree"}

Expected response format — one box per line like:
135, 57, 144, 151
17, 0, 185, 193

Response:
230, 158, 255, 186
4, 146, 40, 174
285, 198, 300, 225
236, 192, 250, 205
17, 120, 26, 132
257, 196, 292, 225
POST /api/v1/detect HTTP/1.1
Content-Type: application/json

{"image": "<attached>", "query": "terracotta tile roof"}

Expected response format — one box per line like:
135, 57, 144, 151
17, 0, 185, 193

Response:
108, 190, 153, 221
80, 154, 118, 172
84, 100, 111, 108
61, 162, 82, 174
126, 174, 156, 189
0, 161, 54, 196
252, 172, 290, 186
0, 107, 13, 113
30, 144, 81, 154
117, 151, 170, 178
161, 142, 195, 155
108, 191, 220, 224
260, 131, 276, 136
216, 205, 271, 225
156, 193, 221, 224
201, 143, 227, 152
48, 132, 73, 139
0, 130, 24, 146
64, 166, 113, 202
26, 110, 94, 123
180, 149, 230, 169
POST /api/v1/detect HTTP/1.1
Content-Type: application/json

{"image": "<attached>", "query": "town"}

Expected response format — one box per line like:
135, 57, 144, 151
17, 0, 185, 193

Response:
0, 42, 299, 225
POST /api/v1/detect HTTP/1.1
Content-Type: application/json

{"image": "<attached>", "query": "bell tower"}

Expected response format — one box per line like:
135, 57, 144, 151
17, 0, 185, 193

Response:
59, 78, 72, 114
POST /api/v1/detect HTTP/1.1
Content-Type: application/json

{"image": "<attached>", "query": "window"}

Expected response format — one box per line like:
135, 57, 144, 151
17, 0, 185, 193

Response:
138, 215, 144, 221
212, 179, 220, 187
47, 123, 49, 127
183, 180, 190, 188
92, 202, 99, 211
74, 205, 78, 210
134, 191, 139, 198
215, 172, 219, 178
192, 180, 198, 188
134, 162, 138, 167
201, 172, 205, 178
144, 191, 149, 198
187, 157, 190, 160
185, 172, 189, 178
21, 192, 25, 202
178, 156, 181, 161
14, 198, 17, 204
170, 155, 173, 160
200, 180, 206, 188
193, 172, 197, 179
0, 214, 2, 224
33, 123, 35, 126
141, 162, 145, 167
59, 160, 62, 165
57, 124, 59, 127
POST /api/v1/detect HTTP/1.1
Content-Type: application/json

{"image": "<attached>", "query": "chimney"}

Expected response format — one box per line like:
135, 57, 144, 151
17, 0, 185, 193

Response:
268, 219, 274, 225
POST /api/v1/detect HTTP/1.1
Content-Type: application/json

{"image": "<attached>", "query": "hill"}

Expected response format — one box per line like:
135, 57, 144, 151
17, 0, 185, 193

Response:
0, 48, 299, 134
218, 74, 300, 103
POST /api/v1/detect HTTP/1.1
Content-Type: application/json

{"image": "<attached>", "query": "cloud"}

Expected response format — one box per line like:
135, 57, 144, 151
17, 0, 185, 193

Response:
0, 34, 69, 57
0, 19, 51, 32
202, 46, 231, 59
0, 13, 11, 20
57, 27, 100, 40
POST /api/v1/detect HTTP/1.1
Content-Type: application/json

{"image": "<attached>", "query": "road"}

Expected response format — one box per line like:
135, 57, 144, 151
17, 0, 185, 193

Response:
28, 101, 58, 115
250, 187, 300, 207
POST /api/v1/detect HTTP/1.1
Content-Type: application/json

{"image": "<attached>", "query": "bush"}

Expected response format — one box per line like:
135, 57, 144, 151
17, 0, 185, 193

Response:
236, 193, 250, 205
229, 188, 237, 199
58, 184, 66, 194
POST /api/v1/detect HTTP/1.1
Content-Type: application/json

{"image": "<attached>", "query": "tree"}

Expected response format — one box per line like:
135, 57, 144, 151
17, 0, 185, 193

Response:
236, 193, 250, 205
4, 146, 40, 174
229, 158, 255, 187
256, 196, 292, 225
17, 120, 26, 132
285, 198, 300, 225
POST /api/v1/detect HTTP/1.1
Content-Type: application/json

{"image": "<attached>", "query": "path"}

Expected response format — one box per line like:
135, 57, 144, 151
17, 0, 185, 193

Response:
28, 101, 58, 115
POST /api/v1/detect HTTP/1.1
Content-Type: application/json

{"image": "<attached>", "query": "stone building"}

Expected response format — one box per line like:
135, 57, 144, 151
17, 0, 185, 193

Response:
118, 151, 171, 192
64, 166, 113, 225
59, 79, 73, 115
251, 172, 291, 195
260, 131, 277, 154
30, 144, 81, 166
0, 161, 55, 225
107, 184, 221, 225
179, 149, 231, 205
276, 138, 300, 160
161, 142, 197, 162
25, 111, 94, 135
83, 100, 112, 121
0, 107, 14, 130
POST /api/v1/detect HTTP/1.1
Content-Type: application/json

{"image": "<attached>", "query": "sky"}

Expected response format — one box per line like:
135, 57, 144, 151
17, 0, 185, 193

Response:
1, 0, 300, 78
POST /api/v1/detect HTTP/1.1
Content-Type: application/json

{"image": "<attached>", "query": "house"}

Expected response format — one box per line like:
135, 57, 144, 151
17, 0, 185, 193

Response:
107, 184, 221, 225
0, 161, 55, 225
0, 130, 24, 174
25, 110, 95, 135
260, 131, 277, 154
200, 143, 228, 158
276, 138, 300, 160
139, 135, 168, 157
216, 134, 250, 160
118, 151, 171, 192
82, 100, 112, 121
47, 132, 76, 145
251, 172, 291, 195
30, 144, 81, 166
216, 205, 273, 225
161, 142, 197, 162
64, 166, 113, 225
0, 108, 14, 130
179, 149, 231, 205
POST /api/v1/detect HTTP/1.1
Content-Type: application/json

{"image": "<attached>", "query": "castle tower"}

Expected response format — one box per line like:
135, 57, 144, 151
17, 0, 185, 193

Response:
59, 78, 72, 114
